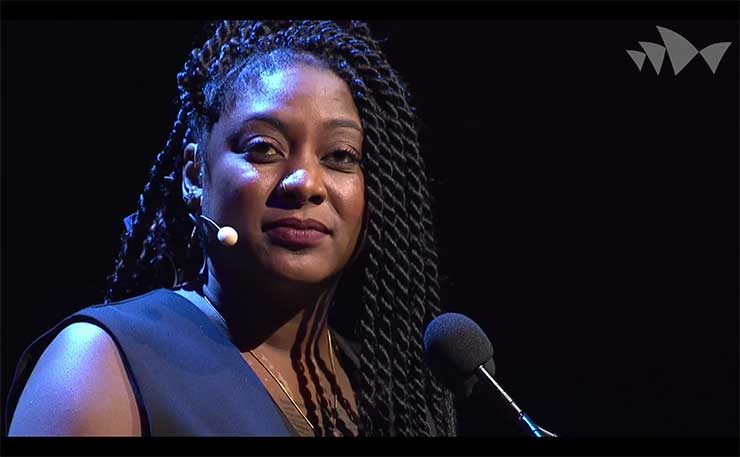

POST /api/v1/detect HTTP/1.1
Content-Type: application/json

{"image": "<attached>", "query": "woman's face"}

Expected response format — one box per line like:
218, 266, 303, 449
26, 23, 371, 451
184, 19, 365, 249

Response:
194, 64, 365, 285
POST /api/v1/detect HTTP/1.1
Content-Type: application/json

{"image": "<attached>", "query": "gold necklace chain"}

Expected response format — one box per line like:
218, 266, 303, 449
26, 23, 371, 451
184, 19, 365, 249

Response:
201, 292, 338, 435
248, 334, 337, 434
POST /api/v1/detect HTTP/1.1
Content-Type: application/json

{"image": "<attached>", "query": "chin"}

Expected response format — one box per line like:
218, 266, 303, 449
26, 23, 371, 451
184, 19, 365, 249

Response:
265, 254, 339, 285
267, 270, 337, 288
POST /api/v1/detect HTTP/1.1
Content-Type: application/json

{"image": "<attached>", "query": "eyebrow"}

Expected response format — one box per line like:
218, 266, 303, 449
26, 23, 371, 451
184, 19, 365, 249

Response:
239, 115, 363, 135
239, 115, 288, 133
325, 118, 363, 133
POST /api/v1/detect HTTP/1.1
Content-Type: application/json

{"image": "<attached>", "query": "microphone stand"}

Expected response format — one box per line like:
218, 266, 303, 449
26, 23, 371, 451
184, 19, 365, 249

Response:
477, 365, 558, 438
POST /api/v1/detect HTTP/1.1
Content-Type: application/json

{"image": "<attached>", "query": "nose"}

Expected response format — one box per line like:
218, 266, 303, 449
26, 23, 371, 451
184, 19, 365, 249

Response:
277, 160, 327, 207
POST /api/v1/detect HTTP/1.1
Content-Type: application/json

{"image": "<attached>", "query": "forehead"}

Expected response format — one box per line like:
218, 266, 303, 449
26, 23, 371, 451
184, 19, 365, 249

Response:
230, 64, 359, 120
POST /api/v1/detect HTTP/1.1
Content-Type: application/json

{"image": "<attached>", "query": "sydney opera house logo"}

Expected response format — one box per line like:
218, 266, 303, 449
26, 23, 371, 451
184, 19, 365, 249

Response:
626, 26, 732, 75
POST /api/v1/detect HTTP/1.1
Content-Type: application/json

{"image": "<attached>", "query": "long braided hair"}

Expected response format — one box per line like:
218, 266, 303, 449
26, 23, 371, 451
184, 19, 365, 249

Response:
105, 20, 456, 437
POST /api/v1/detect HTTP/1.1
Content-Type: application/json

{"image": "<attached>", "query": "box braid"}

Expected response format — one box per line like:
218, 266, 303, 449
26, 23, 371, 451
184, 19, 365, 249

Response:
105, 20, 456, 436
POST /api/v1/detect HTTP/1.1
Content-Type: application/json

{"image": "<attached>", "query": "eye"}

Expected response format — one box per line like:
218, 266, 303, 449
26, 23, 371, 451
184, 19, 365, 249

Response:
240, 139, 283, 163
323, 147, 362, 171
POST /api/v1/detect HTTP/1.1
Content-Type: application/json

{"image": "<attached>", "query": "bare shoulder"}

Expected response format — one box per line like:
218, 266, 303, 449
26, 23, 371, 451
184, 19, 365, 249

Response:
8, 321, 142, 436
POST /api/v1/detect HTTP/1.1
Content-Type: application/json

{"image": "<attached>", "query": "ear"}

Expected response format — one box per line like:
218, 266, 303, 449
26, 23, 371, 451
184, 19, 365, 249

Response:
182, 142, 203, 213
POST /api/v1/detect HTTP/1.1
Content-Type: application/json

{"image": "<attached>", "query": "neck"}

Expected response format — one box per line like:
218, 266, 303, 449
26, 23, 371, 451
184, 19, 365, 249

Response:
201, 257, 339, 355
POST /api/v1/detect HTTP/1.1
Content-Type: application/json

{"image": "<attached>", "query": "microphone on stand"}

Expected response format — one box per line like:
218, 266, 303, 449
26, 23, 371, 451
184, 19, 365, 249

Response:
423, 312, 557, 437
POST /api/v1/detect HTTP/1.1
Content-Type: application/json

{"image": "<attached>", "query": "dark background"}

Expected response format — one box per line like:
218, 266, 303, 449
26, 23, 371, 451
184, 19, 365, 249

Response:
2, 12, 738, 440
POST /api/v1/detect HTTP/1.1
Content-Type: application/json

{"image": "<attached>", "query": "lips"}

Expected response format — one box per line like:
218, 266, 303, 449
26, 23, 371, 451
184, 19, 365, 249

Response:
263, 218, 331, 248
262, 218, 331, 233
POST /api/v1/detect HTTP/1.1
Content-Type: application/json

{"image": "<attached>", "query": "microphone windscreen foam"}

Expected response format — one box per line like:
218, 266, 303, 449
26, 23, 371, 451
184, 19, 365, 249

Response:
424, 312, 495, 393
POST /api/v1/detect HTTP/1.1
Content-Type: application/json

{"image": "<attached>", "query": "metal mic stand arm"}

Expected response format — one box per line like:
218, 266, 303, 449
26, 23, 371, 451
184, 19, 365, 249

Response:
476, 365, 558, 438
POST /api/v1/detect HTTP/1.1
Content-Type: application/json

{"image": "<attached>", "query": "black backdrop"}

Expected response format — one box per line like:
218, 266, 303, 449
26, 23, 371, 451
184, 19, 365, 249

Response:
2, 9, 738, 441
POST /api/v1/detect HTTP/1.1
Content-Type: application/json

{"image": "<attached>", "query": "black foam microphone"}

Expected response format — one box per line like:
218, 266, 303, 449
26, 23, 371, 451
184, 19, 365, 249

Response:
424, 312, 556, 437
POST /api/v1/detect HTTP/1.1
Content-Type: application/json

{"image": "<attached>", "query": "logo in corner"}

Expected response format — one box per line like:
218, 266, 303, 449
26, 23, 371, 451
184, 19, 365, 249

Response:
626, 26, 732, 75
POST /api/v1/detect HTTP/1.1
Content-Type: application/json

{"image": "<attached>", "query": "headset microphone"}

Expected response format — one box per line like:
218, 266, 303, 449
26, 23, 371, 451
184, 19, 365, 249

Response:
197, 215, 239, 247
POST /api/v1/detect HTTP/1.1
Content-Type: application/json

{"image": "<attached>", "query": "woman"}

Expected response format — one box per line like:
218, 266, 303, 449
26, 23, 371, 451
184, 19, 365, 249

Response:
6, 20, 457, 437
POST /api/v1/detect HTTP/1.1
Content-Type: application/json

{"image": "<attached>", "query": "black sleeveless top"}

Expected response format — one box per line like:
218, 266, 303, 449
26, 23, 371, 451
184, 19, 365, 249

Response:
4, 288, 363, 436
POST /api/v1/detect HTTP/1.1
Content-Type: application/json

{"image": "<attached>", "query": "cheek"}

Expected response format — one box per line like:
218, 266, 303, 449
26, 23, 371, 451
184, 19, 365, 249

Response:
334, 175, 365, 239
209, 159, 272, 224
233, 165, 265, 199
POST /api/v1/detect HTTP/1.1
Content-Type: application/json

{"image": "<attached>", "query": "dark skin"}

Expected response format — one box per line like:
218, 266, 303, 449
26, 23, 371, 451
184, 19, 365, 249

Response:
9, 63, 365, 436
182, 63, 365, 435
